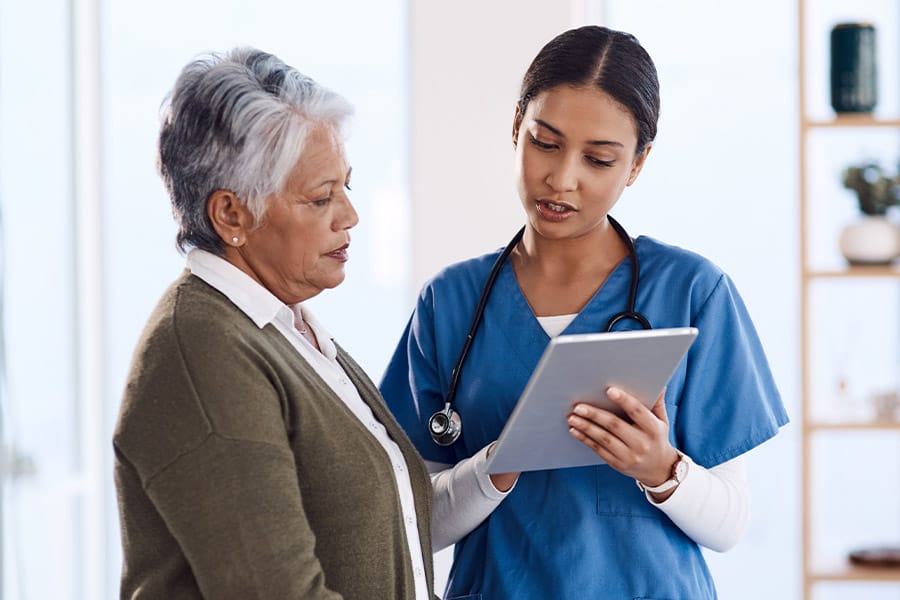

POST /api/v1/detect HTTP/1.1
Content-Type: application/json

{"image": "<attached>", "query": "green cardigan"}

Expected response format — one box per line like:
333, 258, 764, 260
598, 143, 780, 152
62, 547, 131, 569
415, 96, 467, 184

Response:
114, 272, 435, 599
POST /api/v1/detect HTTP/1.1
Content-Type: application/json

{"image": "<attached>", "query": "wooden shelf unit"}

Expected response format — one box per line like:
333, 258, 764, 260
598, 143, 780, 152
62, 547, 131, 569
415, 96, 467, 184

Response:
809, 563, 900, 583
804, 116, 900, 129
804, 266, 900, 279
807, 420, 900, 432
798, 2, 900, 599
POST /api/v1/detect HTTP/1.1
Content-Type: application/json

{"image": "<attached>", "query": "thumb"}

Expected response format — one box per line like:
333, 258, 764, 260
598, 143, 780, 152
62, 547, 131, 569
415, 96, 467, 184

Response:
650, 387, 668, 424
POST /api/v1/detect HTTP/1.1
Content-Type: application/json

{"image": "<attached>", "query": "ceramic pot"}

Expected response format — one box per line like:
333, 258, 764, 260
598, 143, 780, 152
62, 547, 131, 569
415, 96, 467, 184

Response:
838, 215, 900, 265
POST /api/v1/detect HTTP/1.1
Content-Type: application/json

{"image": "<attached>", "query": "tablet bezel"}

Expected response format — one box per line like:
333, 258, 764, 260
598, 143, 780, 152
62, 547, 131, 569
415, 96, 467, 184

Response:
484, 327, 698, 474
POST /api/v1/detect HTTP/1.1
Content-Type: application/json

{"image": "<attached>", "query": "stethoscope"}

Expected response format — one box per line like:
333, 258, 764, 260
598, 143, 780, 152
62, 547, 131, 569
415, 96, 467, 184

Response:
428, 214, 652, 446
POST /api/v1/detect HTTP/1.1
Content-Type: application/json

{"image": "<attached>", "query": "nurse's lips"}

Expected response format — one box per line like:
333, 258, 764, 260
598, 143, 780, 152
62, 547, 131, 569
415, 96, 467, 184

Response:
326, 243, 349, 262
536, 199, 576, 222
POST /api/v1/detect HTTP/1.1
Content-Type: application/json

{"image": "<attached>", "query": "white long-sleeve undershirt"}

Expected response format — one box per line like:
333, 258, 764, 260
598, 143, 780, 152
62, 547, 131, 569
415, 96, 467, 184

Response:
426, 444, 510, 552
427, 449, 749, 553
644, 454, 749, 552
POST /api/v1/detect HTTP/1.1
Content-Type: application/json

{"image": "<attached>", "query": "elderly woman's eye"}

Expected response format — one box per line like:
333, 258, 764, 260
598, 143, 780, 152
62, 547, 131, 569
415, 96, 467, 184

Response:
312, 197, 331, 207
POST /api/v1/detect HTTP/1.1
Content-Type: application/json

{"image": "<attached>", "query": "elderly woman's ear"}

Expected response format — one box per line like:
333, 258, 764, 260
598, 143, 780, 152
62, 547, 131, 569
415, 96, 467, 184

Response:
207, 189, 253, 247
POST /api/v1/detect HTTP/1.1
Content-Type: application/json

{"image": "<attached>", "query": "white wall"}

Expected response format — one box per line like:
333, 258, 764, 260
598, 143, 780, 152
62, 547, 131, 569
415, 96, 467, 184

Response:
409, 0, 574, 290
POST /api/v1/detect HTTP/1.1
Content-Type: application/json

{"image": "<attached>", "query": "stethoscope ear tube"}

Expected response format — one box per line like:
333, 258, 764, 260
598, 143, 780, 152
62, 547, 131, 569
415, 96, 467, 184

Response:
605, 215, 651, 332
606, 310, 651, 331
430, 227, 524, 446
441, 227, 526, 411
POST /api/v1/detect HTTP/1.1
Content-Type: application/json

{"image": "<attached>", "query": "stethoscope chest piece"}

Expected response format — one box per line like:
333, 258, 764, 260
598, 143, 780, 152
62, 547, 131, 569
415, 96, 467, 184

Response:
429, 403, 462, 446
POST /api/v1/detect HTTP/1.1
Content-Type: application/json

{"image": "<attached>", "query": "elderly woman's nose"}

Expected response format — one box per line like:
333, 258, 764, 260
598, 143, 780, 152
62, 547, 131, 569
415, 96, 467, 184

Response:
337, 195, 359, 230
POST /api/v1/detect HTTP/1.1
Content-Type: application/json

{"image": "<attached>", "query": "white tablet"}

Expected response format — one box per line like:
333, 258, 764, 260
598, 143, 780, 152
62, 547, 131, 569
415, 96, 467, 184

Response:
484, 327, 698, 474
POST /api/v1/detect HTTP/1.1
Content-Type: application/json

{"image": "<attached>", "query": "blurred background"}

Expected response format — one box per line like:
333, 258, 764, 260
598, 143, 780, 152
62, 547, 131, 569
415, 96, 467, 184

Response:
0, 0, 897, 598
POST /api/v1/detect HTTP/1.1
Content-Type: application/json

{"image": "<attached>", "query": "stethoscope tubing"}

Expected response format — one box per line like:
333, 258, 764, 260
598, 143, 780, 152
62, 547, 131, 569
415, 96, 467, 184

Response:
433, 214, 651, 445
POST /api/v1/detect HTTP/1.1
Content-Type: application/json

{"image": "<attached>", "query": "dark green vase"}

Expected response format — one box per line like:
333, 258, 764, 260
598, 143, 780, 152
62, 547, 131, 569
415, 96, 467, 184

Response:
830, 23, 877, 114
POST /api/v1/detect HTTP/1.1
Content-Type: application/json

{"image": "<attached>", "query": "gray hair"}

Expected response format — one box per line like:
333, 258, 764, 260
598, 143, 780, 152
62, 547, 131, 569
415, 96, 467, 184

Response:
158, 47, 354, 254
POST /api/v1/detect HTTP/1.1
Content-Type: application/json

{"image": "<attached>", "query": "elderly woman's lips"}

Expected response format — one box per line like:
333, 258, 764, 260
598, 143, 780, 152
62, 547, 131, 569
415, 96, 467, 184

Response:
326, 245, 349, 262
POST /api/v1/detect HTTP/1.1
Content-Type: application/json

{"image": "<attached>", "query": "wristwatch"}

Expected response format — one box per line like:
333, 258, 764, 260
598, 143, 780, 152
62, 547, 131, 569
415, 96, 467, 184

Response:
636, 452, 689, 494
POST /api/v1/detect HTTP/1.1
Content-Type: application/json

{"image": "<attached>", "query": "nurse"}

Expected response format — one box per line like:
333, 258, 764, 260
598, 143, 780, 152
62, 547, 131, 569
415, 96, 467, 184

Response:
381, 25, 788, 599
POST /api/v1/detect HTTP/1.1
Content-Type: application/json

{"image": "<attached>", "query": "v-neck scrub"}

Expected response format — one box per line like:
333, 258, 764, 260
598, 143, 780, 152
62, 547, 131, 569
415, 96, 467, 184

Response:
380, 235, 788, 600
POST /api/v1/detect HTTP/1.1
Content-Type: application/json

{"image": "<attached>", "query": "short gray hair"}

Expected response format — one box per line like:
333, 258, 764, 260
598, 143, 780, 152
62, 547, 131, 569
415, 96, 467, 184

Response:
158, 47, 354, 254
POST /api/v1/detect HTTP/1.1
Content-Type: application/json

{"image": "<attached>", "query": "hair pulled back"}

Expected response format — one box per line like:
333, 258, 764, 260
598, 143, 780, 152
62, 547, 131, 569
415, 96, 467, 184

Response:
518, 26, 659, 154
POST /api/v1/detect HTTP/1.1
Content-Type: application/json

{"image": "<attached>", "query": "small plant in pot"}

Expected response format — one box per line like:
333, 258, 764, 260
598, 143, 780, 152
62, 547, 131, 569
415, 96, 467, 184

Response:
843, 163, 900, 216
838, 162, 900, 265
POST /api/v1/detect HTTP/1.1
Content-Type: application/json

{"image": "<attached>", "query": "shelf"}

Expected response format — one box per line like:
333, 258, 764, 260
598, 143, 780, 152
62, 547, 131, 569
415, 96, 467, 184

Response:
798, 4, 900, 598
804, 266, 900, 279
810, 561, 900, 583
803, 115, 900, 129
807, 420, 900, 432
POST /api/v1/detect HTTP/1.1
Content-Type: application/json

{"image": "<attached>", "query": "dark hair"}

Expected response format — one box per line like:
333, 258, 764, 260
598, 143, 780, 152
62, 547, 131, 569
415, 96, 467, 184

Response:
518, 26, 659, 154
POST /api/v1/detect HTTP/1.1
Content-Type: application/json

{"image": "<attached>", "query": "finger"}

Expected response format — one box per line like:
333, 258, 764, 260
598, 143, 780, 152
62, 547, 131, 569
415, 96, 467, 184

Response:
567, 411, 631, 460
572, 402, 654, 448
570, 403, 637, 446
568, 408, 671, 478
567, 421, 624, 466
650, 388, 668, 425
605, 386, 660, 431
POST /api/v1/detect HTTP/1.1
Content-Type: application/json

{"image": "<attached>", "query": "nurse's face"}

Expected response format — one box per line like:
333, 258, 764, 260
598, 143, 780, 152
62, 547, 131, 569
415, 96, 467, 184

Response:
237, 125, 358, 304
512, 85, 650, 241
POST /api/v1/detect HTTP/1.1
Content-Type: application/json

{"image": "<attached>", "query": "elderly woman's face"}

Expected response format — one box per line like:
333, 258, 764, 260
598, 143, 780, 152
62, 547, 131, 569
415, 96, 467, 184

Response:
240, 125, 357, 304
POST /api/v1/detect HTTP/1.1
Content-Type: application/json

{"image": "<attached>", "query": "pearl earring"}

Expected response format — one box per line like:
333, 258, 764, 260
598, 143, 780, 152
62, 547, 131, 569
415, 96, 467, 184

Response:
232, 236, 239, 244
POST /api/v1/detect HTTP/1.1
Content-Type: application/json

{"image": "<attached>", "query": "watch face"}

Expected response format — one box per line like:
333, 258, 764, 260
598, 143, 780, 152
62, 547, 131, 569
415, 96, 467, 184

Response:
674, 458, 688, 481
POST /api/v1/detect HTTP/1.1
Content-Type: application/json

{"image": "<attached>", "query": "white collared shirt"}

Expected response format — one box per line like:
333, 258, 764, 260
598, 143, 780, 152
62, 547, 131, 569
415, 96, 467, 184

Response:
187, 249, 430, 599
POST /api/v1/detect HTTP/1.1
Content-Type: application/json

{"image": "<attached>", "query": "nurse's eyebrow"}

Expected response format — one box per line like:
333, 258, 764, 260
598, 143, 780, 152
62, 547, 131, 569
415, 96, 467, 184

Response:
534, 118, 624, 147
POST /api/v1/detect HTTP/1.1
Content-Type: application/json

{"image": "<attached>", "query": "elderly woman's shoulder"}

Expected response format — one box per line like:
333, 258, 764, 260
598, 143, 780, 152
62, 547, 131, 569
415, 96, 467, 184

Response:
139, 271, 252, 348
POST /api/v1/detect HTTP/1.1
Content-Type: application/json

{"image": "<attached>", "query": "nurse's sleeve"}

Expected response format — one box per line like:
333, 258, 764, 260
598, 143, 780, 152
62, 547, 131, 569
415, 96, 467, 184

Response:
646, 455, 749, 552
381, 288, 515, 546
380, 289, 458, 464
426, 446, 514, 551
675, 273, 789, 468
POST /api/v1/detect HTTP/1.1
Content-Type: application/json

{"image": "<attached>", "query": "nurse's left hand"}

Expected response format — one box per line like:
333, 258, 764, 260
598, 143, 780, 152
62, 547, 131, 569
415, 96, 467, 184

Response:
567, 387, 679, 488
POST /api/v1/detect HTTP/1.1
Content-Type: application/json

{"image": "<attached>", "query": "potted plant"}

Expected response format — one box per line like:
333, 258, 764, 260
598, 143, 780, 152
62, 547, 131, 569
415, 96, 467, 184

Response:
838, 162, 900, 265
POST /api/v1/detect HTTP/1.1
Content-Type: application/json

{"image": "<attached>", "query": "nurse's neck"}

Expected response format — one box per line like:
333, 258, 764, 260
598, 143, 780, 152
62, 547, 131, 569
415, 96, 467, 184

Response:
514, 222, 628, 282
511, 223, 630, 317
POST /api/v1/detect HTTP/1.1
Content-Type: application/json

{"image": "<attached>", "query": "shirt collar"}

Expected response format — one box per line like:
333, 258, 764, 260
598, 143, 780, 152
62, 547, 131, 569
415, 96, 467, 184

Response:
185, 249, 339, 359
187, 249, 282, 328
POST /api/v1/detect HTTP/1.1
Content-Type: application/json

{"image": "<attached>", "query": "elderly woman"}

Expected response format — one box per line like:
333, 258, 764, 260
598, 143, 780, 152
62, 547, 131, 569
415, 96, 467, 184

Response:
113, 48, 436, 599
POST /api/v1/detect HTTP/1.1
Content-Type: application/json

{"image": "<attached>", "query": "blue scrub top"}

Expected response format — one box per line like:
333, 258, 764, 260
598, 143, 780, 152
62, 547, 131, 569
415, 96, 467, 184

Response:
380, 234, 788, 600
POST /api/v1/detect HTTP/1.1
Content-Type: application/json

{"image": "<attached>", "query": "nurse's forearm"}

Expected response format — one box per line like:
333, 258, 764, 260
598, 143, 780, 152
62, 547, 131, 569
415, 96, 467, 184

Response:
645, 455, 750, 552
426, 444, 515, 551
